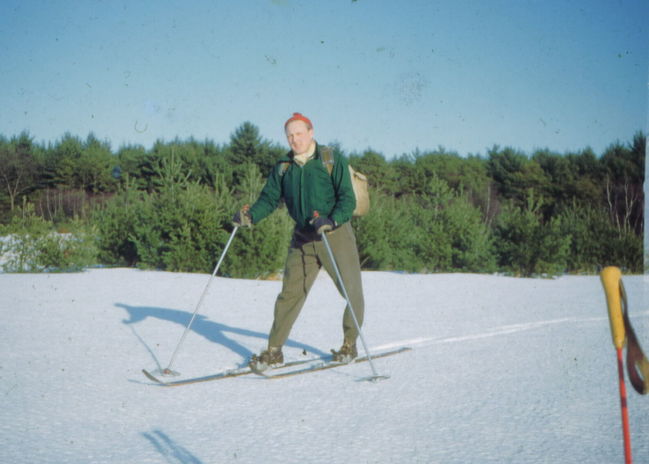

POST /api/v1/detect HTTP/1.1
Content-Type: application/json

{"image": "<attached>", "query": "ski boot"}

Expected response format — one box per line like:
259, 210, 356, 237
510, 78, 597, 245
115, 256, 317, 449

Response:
331, 341, 357, 364
249, 346, 283, 374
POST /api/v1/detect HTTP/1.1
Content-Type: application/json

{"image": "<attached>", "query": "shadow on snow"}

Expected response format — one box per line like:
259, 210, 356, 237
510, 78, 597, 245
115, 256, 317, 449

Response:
116, 302, 327, 368
142, 429, 203, 464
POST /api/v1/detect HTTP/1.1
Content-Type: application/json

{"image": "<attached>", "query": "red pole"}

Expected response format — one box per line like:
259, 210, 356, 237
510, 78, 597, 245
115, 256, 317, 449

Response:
616, 347, 632, 464
601, 267, 633, 463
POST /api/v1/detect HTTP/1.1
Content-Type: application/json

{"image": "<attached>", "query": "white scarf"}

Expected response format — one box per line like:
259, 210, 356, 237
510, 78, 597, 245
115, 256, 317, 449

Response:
292, 141, 316, 166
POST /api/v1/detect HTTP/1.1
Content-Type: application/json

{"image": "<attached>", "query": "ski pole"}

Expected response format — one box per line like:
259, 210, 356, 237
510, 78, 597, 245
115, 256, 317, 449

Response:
162, 226, 239, 376
318, 225, 388, 382
600, 266, 632, 464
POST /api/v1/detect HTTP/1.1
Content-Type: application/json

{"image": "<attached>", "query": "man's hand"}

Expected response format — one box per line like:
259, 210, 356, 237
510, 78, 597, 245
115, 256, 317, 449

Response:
232, 205, 252, 227
311, 215, 334, 235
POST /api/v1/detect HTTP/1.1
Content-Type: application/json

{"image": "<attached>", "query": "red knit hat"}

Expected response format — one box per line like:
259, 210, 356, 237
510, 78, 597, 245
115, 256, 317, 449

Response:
284, 112, 313, 129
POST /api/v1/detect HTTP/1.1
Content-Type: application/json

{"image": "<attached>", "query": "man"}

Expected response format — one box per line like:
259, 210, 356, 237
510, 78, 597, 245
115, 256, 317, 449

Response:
232, 112, 365, 372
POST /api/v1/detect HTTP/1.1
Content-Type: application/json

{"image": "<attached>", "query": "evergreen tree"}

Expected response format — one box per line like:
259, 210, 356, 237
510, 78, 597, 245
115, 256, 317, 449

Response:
494, 193, 571, 276
487, 146, 549, 209
228, 122, 283, 179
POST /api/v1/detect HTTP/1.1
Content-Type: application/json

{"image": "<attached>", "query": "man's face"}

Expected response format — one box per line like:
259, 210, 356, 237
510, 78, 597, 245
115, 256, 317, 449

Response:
285, 120, 314, 156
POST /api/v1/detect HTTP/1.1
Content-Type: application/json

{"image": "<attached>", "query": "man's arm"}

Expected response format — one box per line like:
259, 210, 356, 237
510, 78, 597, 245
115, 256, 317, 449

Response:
248, 163, 284, 224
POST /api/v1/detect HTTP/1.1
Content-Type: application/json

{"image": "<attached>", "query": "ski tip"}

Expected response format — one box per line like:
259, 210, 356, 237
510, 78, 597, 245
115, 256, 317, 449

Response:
142, 369, 166, 385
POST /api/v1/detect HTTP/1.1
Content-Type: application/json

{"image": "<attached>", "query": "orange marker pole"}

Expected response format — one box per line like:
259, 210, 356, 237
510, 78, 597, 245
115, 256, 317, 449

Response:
616, 347, 632, 464
600, 266, 632, 464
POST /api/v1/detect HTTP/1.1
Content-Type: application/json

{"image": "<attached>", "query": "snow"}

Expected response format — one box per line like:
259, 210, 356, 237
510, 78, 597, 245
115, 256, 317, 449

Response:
1, 268, 648, 463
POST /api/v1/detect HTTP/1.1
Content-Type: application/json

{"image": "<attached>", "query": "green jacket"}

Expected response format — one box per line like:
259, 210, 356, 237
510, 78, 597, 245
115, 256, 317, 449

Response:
249, 143, 356, 231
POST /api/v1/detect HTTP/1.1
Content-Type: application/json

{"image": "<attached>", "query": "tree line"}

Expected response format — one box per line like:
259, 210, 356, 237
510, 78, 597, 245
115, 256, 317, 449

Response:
0, 123, 644, 276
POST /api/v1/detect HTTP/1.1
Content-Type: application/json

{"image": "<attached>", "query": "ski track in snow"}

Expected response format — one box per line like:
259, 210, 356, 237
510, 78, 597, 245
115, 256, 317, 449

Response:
1, 269, 648, 464
377, 311, 649, 352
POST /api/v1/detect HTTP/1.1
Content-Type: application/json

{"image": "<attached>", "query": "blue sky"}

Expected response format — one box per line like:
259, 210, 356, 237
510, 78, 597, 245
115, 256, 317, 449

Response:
1, 0, 647, 158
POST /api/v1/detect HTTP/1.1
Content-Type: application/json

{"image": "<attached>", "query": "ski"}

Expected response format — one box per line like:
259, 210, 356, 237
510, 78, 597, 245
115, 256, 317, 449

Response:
142, 346, 411, 386
142, 367, 249, 386
142, 353, 335, 387
260, 346, 411, 380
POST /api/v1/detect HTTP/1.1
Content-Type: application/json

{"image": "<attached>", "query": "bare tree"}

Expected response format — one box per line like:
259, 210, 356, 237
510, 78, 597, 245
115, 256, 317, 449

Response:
0, 134, 38, 211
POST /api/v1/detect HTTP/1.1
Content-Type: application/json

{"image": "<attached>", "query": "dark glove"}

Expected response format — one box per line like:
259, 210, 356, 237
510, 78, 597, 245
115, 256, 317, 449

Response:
311, 215, 334, 235
232, 206, 252, 227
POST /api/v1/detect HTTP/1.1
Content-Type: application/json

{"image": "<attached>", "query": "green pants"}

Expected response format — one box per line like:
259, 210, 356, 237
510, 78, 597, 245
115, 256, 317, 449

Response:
268, 222, 365, 348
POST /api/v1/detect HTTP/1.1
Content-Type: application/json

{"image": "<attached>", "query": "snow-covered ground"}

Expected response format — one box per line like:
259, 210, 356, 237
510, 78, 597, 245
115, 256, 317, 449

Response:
1, 269, 648, 464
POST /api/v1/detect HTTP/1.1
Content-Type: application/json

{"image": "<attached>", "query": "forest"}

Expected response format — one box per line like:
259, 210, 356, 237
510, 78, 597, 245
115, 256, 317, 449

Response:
0, 122, 644, 277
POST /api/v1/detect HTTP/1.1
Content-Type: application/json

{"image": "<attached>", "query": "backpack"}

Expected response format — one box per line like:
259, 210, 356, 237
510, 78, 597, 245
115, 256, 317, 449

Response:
279, 146, 369, 217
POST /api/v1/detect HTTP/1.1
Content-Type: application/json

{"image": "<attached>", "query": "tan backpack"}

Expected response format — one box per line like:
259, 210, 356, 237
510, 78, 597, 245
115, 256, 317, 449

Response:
320, 146, 369, 217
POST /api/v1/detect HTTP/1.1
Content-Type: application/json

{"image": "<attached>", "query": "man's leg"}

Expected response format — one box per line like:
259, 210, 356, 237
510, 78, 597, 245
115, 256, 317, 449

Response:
317, 222, 365, 343
268, 243, 321, 347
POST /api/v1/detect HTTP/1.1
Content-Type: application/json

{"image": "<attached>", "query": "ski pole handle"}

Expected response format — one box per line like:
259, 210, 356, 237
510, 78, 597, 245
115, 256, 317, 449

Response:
600, 266, 626, 350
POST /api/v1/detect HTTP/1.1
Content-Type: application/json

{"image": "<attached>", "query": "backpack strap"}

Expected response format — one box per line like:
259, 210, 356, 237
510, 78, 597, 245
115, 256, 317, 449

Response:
320, 146, 334, 175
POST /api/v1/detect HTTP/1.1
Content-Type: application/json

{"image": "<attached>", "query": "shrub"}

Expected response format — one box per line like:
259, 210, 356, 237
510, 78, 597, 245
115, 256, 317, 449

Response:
493, 193, 571, 276
355, 176, 496, 273
0, 203, 98, 272
94, 181, 232, 272
93, 184, 144, 266
93, 163, 293, 278
559, 203, 642, 273
354, 193, 423, 271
